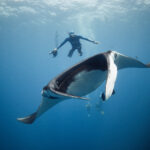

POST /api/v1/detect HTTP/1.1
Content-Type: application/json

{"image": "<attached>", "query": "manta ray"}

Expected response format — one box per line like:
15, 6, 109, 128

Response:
17, 50, 150, 124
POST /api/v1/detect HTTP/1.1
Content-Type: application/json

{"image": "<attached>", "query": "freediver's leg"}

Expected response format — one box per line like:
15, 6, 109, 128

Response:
77, 46, 83, 56
68, 48, 75, 57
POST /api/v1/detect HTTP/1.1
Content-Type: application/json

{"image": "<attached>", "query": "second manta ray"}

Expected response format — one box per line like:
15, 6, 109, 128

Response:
17, 50, 150, 124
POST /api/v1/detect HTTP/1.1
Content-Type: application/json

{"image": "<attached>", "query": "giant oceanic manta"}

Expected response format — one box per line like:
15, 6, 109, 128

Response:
17, 50, 150, 124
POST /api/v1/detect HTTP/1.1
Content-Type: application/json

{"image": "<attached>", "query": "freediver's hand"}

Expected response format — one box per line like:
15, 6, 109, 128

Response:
49, 48, 58, 57
93, 41, 99, 44
53, 48, 58, 51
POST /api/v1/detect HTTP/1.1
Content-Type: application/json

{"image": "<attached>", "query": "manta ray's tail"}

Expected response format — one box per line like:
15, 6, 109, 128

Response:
17, 112, 37, 124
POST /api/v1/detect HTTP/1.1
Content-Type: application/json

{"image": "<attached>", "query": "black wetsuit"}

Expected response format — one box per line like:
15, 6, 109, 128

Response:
57, 35, 94, 57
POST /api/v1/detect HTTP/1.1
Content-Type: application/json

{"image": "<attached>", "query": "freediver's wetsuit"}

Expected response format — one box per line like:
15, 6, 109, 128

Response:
57, 35, 95, 57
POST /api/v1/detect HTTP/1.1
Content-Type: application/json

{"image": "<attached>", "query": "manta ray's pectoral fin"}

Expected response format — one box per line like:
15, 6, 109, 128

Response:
17, 97, 62, 124
115, 52, 150, 69
105, 55, 117, 100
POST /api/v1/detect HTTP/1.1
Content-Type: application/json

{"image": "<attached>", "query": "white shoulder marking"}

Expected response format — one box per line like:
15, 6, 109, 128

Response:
105, 54, 117, 100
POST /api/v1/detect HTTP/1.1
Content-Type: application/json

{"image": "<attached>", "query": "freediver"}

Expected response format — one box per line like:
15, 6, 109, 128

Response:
49, 32, 99, 57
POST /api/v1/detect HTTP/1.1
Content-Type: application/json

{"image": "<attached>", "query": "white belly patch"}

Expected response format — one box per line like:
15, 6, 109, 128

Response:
66, 70, 107, 96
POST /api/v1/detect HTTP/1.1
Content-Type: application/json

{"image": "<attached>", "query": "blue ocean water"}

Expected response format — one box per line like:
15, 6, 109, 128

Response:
0, 1, 150, 150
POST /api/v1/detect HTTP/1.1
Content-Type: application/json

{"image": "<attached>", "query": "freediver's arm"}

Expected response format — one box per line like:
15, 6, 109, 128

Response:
79, 36, 99, 44
49, 38, 68, 57
57, 38, 68, 50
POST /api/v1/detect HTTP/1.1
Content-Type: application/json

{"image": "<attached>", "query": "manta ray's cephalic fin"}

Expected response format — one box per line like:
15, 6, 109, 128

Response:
105, 52, 117, 100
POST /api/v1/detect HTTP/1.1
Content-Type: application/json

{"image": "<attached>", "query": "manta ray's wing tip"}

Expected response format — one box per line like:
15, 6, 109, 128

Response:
17, 112, 37, 124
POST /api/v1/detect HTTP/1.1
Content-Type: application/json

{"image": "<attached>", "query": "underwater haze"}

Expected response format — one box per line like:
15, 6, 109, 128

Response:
0, 0, 150, 150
